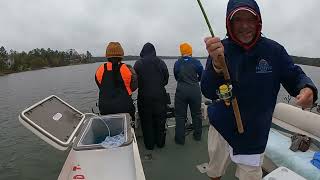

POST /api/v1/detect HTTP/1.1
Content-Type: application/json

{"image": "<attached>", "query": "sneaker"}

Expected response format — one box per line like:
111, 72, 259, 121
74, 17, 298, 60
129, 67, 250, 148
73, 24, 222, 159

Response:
144, 153, 152, 161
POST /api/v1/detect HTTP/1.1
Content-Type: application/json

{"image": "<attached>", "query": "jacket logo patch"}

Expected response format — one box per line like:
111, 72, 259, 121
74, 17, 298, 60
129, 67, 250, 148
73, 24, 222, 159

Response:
256, 59, 272, 73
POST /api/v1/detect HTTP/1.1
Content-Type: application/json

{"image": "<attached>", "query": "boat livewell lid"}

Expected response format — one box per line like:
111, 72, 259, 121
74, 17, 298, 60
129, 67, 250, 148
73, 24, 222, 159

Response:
19, 95, 85, 151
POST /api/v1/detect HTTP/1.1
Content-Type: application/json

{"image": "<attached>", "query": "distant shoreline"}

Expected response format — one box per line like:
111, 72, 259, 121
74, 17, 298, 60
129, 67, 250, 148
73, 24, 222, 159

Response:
93, 55, 320, 67
0, 62, 89, 76
92, 56, 207, 62
1, 55, 319, 76
291, 56, 320, 67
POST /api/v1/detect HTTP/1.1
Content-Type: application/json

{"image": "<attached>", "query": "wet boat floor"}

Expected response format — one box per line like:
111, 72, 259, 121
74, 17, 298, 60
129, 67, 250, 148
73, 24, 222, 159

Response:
136, 126, 238, 180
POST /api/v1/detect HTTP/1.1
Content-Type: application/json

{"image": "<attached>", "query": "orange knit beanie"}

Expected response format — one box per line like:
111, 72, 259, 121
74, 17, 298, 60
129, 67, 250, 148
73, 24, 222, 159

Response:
180, 42, 192, 56
106, 42, 124, 58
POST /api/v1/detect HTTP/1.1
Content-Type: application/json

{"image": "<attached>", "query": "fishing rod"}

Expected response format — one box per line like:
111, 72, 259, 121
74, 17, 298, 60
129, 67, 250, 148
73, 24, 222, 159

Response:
196, 0, 244, 134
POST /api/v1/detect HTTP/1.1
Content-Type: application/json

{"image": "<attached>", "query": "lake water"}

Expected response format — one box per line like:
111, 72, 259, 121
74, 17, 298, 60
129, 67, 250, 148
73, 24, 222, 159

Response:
0, 59, 319, 180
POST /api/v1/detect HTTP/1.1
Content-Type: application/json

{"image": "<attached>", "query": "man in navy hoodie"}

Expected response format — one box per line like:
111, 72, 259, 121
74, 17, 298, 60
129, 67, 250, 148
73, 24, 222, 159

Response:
201, 0, 318, 179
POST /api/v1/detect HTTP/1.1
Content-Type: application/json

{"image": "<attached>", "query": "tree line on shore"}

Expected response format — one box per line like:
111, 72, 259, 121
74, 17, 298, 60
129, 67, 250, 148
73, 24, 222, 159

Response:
1, 45, 319, 75
0, 46, 93, 74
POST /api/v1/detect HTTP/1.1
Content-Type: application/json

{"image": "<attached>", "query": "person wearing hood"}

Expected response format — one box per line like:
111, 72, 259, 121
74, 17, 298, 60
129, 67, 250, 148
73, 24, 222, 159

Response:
134, 43, 169, 155
201, 0, 318, 179
95, 42, 137, 120
174, 42, 203, 145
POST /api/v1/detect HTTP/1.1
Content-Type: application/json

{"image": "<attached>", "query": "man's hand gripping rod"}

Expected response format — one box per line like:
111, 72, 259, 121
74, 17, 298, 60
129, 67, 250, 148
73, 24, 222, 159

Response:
196, 0, 244, 133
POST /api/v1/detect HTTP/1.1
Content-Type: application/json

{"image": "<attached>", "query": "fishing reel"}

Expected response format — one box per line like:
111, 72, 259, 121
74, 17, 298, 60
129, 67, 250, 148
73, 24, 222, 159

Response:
216, 84, 233, 106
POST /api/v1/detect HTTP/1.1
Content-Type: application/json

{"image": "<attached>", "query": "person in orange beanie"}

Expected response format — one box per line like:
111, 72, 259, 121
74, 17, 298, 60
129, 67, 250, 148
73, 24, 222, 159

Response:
174, 42, 204, 145
95, 42, 137, 121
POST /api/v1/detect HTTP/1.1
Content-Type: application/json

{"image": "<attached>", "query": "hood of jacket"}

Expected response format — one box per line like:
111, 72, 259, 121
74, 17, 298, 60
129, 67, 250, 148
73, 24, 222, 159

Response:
140, 42, 157, 58
226, 0, 262, 50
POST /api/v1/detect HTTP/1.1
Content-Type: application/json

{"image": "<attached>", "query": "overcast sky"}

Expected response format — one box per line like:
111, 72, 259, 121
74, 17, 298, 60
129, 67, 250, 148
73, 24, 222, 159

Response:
1, 0, 319, 58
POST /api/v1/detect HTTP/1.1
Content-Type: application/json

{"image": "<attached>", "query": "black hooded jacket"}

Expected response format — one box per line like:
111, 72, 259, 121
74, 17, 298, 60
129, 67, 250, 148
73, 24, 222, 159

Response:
134, 43, 169, 99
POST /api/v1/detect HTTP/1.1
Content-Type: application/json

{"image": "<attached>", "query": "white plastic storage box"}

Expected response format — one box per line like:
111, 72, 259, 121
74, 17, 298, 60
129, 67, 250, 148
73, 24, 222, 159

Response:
19, 95, 132, 151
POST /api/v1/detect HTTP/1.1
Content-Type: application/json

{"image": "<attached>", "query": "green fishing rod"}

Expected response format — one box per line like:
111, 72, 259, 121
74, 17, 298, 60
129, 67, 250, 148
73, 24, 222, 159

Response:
196, 0, 244, 134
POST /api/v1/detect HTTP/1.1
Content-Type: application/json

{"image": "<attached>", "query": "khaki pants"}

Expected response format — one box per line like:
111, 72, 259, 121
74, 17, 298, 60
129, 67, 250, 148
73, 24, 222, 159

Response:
207, 125, 263, 180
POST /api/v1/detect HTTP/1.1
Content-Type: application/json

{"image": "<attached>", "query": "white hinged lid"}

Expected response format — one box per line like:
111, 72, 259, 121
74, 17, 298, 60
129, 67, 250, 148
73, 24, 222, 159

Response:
19, 95, 85, 150
263, 167, 306, 180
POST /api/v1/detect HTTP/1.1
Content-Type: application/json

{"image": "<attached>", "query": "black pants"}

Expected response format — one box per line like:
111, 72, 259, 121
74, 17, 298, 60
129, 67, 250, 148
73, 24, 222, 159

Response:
138, 97, 167, 150
174, 83, 202, 144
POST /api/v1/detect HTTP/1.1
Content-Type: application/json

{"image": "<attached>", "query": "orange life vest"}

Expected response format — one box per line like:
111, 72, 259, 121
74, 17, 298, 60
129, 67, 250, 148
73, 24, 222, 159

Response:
95, 62, 133, 95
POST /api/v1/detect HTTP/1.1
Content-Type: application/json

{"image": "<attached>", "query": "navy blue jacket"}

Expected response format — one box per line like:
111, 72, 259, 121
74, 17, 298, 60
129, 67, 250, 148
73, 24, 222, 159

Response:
174, 56, 203, 85
201, 0, 318, 155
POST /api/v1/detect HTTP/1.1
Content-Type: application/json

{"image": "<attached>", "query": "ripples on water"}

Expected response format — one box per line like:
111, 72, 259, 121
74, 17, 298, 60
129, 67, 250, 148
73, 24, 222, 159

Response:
0, 60, 319, 179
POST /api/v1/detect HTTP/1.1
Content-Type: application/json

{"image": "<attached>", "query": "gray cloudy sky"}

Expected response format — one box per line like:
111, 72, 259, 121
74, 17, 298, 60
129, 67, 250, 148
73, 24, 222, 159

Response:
1, 0, 319, 58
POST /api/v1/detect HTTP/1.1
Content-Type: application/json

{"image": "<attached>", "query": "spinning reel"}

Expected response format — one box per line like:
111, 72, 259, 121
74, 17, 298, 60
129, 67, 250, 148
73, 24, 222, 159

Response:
216, 84, 233, 106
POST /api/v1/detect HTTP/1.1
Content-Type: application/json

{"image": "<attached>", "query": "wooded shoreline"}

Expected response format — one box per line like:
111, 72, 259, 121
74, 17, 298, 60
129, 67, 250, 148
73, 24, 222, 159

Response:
1, 55, 319, 76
